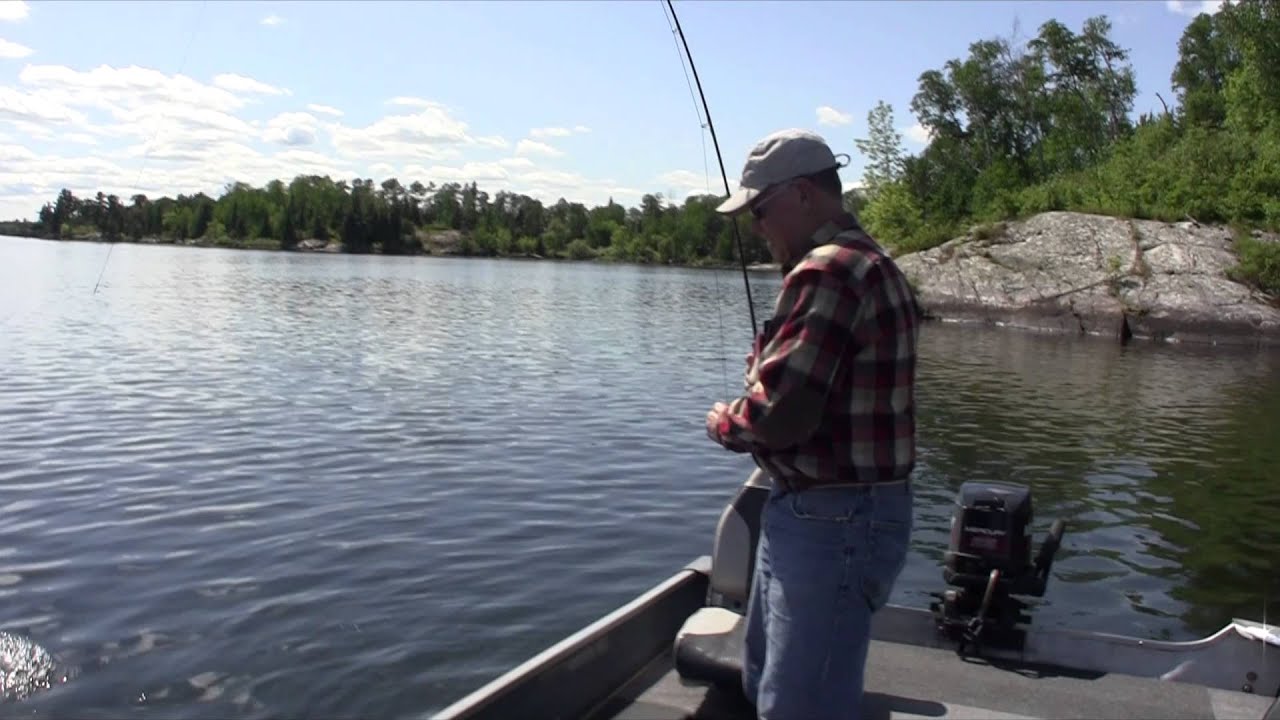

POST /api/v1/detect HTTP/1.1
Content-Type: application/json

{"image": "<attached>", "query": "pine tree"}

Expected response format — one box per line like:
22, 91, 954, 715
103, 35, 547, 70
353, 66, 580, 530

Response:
854, 101, 906, 200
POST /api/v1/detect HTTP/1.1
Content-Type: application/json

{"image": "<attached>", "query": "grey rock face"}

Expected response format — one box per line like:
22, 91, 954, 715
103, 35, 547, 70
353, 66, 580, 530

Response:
894, 212, 1280, 346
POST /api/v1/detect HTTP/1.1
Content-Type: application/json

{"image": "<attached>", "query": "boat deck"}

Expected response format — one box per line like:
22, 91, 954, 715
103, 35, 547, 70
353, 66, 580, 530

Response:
593, 636, 1279, 720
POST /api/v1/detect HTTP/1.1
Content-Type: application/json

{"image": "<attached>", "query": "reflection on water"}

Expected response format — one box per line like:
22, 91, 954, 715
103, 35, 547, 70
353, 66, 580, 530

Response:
0, 236, 1276, 718
907, 326, 1280, 641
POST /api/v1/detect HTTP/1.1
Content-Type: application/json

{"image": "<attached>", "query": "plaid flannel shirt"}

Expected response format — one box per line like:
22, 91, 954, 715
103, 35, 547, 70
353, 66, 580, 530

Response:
713, 212, 920, 487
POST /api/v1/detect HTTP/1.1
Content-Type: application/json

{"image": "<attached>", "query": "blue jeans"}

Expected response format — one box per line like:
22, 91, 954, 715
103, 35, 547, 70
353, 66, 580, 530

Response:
741, 479, 913, 720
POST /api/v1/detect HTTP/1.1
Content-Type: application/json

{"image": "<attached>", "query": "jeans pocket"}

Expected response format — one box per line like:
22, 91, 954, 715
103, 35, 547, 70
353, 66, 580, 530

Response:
787, 491, 858, 523
861, 511, 912, 613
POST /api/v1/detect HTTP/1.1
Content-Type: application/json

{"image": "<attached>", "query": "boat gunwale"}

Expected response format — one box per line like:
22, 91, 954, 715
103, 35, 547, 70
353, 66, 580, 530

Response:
434, 555, 1279, 718
431, 556, 712, 720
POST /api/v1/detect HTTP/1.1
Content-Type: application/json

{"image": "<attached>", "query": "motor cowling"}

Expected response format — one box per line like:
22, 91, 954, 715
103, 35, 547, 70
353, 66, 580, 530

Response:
930, 481, 1066, 655
945, 481, 1038, 595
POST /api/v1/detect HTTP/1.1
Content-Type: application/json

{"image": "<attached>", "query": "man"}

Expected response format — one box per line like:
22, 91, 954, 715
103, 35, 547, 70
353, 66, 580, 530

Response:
704, 128, 920, 720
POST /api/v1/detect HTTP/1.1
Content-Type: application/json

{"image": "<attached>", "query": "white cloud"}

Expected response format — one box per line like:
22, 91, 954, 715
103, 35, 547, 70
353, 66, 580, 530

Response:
213, 73, 288, 96
0, 37, 31, 58
0, 153, 133, 208
307, 103, 343, 117
904, 122, 931, 145
392, 161, 640, 208
0, 86, 87, 125
387, 96, 443, 109
2, 194, 47, 220
12, 118, 53, 138
262, 111, 318, 146
116, 103, 256, 139
0, 58, 648, 221
404, 161, 511, 185
1165, 0, 1224, 16
261, 14, 284, 26
519, 169, 590, 189
816, 105, 853, 126
0, 1, 29, 22
0, 62, 357, 218
657, 169, 709, 196
131, 137, 255, 164
475, 135, 509, 149
529, 126, 591, 139
0, 143, 37, 161
330, 105, 474, 162
516, 139, 563, 157
20, 64, 247, 114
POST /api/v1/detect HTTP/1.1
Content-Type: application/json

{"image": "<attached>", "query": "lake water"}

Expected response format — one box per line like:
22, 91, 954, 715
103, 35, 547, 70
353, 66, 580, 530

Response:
2, 235, 1278, 718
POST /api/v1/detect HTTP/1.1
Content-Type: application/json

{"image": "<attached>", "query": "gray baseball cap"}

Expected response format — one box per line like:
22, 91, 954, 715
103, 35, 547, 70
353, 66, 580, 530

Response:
715, 128, 850, 215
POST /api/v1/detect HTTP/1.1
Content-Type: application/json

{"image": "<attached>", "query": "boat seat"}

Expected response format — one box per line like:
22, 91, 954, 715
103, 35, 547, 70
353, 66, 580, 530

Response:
672, 468, 769, 690
673, 605, 746, 690
702, 467, 770, 612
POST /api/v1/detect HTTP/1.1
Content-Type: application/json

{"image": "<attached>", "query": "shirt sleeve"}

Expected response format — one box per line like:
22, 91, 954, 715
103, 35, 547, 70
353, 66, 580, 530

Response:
713, 263, 863, 453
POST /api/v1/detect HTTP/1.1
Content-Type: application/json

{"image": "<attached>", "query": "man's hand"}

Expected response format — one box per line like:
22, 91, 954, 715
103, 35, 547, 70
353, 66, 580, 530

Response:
705, 401, 729, 444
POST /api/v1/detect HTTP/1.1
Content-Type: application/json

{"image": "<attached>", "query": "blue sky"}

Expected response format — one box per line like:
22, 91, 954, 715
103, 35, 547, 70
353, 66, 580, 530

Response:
0, 0, 1223, 221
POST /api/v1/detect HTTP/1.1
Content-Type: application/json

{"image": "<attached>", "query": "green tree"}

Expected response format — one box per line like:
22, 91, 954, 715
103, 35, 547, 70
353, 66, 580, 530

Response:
853, 101, 906, 199
17, 4, 1276, 265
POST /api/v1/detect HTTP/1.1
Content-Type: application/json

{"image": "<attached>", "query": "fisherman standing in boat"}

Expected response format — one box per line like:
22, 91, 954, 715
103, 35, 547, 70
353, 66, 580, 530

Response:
705, 128, 921, 720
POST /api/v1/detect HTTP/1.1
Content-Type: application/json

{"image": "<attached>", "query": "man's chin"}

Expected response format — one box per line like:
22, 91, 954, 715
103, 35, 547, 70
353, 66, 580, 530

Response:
770, 250, 793, 276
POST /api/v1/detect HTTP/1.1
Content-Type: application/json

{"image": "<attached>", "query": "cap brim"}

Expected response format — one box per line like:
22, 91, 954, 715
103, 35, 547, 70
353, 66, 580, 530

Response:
715, 187, 758, 216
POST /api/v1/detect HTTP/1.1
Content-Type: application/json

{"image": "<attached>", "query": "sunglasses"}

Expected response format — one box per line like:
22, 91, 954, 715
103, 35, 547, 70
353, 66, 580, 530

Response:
749, 181, 795, 221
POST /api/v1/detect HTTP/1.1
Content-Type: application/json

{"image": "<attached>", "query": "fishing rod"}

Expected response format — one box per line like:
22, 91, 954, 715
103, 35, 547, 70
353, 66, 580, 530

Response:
92, 0, 208, 296
663, 0, 758, 340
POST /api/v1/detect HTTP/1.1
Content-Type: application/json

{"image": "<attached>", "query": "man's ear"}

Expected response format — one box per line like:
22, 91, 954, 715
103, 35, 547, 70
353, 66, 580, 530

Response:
794, 178, 811, 206
802, 179, 823, 209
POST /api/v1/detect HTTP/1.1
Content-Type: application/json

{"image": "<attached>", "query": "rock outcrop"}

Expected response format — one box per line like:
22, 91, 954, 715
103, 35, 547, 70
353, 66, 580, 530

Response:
418, 229, 465, 254
296, 237, 341, 252
895, 211, 1280, 347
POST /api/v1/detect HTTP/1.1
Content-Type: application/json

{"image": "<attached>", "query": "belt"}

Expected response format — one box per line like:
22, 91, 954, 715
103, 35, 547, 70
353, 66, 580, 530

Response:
776, 474, 910, 495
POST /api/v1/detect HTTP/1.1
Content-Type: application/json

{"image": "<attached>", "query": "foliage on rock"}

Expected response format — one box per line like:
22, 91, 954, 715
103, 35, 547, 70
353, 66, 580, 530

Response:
855, 0, 1279, 264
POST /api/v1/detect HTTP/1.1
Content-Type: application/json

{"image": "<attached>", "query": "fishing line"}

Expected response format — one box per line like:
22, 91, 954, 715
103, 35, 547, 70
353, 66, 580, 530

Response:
92, 0, 208, 296
0, 1, 207, 331
662, 0, 758, 342
659, 0, 729, 399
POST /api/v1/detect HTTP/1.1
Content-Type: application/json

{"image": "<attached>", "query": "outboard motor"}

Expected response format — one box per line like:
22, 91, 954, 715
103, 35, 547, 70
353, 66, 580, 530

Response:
929, 481, 1066, 657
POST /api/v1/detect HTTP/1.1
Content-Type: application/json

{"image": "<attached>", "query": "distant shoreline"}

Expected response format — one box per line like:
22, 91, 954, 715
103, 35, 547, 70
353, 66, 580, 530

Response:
0, 228, 783, 275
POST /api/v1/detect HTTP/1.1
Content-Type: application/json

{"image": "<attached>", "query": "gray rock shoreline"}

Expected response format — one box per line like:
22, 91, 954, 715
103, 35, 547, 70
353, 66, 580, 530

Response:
895, 212, 1280, 348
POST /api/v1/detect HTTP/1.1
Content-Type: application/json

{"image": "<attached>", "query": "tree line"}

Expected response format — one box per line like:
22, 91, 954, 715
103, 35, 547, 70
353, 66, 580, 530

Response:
18, 177, 796, 267
7, 1, 1277, 290
852, 0, 1277, 287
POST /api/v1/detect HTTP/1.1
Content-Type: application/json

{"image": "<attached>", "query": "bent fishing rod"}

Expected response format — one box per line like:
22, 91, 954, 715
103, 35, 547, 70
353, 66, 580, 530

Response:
664, 0, 758, 339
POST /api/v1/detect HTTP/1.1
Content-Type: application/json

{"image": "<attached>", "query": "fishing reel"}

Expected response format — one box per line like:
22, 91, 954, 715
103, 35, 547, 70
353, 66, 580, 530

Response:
928, 481, 1066, 657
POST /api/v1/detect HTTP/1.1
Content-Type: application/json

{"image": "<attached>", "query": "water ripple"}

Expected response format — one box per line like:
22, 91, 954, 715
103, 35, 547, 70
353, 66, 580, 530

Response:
0, 238, 1276, 718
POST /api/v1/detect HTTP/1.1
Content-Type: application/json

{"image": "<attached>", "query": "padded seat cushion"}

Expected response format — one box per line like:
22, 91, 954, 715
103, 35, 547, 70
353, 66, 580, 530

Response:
673, 606, 746, 690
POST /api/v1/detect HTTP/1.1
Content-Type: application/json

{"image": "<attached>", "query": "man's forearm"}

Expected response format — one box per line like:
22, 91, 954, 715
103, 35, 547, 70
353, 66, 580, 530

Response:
716, 380, 826, 452
709, 264, 863, 454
